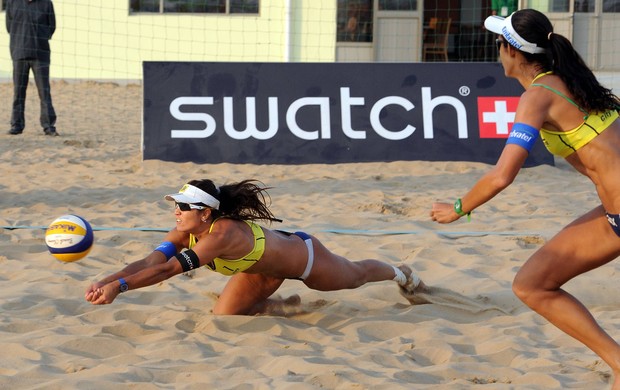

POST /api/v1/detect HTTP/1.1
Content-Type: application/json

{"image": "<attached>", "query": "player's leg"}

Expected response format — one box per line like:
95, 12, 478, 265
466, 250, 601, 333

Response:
513, 205, 620, 377
213, 272, 285, 315
300, 235, 422, 292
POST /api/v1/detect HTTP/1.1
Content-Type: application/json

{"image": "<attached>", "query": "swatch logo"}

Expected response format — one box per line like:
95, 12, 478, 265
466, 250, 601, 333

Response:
477, 97, 519, 138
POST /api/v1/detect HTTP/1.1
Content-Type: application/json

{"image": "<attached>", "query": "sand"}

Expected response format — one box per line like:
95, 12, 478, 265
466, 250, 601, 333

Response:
0, 80, 618, 389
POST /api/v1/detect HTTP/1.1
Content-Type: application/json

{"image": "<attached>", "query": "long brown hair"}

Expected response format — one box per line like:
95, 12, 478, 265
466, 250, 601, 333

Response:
188, 179, 282, 223
511, 9, 619, 113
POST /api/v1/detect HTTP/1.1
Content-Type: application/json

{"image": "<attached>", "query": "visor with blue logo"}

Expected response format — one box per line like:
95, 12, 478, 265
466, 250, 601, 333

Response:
484, 14, 546, 54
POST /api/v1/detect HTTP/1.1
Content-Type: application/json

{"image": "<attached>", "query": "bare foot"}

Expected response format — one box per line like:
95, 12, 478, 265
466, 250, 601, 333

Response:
397, 264, 430, 305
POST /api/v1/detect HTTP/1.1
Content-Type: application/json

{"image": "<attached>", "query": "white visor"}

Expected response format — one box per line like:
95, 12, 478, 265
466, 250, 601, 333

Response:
484, 14, 546, 54
164, 184, 220, 210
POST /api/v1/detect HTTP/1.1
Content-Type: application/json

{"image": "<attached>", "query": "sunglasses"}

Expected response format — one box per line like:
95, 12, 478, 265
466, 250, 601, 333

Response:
175, 202, 206, 211
496, 38, 508, 51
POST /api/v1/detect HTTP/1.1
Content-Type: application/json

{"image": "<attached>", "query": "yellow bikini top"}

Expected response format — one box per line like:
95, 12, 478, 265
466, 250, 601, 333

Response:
531, 72, 618, 157
188, 218, 266, 276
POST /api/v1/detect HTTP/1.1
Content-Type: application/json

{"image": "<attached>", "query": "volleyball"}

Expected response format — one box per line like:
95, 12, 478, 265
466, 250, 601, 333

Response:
45, 215, 94, 262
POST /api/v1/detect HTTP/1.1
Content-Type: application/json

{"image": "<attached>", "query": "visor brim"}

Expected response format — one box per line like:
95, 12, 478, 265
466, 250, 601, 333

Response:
164, 193, 200, 204
484, 15, 506, 35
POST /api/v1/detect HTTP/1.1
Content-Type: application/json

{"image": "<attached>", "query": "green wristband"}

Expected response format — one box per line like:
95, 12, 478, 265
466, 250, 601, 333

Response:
454, 198, 471, 221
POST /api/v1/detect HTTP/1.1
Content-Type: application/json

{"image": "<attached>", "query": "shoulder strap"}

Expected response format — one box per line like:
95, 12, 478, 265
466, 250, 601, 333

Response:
208, 217, 222, 233
188, 233, 197, 249
530, 83, 588, 115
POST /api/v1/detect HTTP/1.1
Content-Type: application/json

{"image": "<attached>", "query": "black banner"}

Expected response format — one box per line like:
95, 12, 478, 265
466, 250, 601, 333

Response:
143, 62, 553, 166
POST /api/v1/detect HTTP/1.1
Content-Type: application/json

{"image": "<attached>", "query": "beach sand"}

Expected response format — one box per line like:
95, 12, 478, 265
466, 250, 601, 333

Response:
1, 81, 618, 389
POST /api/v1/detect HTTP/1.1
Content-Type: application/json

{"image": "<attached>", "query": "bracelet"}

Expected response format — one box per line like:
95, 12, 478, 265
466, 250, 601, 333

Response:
118, 278, 129, 293
454, 198, 471, 221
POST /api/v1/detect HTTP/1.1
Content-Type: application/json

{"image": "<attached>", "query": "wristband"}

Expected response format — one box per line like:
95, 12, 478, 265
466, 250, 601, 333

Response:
118, 278, 129, 293
177, 249, 200, 272
506, 123, 539, 153
454, 198, 471, 222
154, 241, 177, 259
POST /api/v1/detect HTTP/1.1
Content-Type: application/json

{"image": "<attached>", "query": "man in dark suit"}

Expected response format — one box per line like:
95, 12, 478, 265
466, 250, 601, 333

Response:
6, 0, 58, 136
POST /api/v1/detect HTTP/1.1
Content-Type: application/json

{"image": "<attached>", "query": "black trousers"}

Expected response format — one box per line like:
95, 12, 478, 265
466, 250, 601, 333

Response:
11, 59, 57, 132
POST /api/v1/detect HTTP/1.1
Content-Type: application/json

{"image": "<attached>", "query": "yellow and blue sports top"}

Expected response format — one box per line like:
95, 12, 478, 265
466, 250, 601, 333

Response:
531, 72, 618, 157
188, 218, 266, 276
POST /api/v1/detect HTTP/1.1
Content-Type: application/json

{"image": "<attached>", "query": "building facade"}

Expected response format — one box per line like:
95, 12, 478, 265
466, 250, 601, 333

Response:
0, 0, 619, 81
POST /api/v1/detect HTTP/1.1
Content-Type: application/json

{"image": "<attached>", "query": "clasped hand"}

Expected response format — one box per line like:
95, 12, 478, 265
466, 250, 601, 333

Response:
85, 281, 119, 305
430, 202, 461, 224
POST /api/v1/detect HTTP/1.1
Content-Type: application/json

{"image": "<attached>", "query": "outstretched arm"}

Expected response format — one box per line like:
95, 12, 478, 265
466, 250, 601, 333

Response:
84, 249, 169, 301
85, 229, 187, 303
87, 257, 184, 305
431, 89, 548, 224
431, 143, 529, 223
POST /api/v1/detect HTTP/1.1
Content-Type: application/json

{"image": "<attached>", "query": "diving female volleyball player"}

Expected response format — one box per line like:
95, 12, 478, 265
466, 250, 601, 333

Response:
86, 179, 425, 315
430, 9, 620, 388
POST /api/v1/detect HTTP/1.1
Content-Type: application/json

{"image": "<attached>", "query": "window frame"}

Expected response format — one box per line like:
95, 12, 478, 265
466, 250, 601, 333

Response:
337, 0, 374, 43
129, 0, 259, 14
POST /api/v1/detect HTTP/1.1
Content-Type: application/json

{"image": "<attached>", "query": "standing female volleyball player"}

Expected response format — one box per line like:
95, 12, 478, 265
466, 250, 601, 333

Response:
431, 9, 620, 388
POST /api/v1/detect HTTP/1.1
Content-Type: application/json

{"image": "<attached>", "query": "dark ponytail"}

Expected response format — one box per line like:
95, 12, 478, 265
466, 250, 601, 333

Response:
512, 9, 620, 113
189, 179, 282, 223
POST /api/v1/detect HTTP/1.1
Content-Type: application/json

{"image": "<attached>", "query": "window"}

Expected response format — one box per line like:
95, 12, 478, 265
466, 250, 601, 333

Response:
603, 0, 620, 11
230, 0, 258, 13
337, 0, 373, 42
379, 0, 417, 10
575, 0, 594, 12
130, 0, 258, 14
130, 0, 159, 12
551, 0, 570, 11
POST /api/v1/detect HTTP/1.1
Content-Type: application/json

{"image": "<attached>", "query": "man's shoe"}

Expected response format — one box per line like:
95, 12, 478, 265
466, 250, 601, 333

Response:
44, 128, 59, 136
8, 128, 23, 135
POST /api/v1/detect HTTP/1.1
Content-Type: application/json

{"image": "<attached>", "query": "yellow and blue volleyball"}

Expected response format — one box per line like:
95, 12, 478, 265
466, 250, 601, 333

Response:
45, 215, 94, 262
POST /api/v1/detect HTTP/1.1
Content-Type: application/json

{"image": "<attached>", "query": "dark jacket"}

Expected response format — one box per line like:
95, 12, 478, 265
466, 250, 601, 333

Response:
6, 0, 56, 61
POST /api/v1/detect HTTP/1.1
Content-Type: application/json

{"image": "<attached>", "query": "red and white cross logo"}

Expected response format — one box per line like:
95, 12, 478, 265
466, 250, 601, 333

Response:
477, 97, 519, 138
